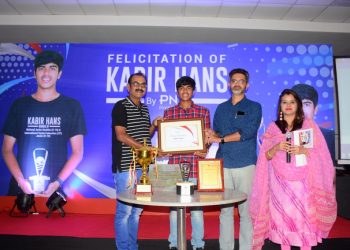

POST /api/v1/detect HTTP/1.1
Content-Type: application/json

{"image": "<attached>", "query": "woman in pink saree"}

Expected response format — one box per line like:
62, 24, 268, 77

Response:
250, 89, 336, 250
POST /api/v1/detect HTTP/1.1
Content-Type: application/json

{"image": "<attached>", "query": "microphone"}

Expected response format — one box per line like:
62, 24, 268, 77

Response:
286, 132, 292, 163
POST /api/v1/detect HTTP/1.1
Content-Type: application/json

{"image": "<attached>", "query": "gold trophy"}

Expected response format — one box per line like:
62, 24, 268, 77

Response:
132, 138, 158, 194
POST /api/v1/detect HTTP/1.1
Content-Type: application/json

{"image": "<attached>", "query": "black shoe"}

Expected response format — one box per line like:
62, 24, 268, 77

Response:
170, 247, 177, 250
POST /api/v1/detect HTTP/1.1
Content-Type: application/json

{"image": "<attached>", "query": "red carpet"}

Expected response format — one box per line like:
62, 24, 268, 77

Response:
0, 211, 349, 240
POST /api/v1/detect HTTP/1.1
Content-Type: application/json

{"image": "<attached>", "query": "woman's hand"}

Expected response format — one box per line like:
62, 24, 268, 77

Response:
288, 145, 308, 155
278, 140, 291, 152
266, 141, 290, 160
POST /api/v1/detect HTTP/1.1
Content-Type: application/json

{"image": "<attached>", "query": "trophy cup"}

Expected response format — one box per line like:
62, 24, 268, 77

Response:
29, 148, 50, 193
132, 138, 158, 194
180, 161, 191, 182
176, 161, 194, 196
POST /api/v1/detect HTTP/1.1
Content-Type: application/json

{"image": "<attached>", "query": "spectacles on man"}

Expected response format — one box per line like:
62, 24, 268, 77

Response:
230, 79, 246, 85
131, 81, 147, 88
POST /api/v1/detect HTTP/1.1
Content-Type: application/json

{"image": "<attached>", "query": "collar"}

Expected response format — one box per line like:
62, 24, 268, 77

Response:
126, 96, 142, 108
176, 101, 196, 110
231, 95, 247, 106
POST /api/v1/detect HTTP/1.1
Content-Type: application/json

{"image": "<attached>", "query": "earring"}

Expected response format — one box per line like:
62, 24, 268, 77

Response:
279, 111, 283, 121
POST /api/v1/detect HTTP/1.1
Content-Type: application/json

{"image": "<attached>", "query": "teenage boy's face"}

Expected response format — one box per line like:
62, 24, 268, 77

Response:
302, 99, 317, 119
177, 85, 194, 102
35, 62, 62, 90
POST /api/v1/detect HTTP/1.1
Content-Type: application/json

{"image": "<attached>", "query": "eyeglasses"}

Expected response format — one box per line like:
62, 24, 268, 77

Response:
230, 79, 246, 85
131, 81, 147, 88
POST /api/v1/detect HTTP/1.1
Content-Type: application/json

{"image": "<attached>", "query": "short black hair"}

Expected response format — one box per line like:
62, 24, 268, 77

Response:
34, 50, 64, 72
229, 68, 249, 83
176, 76, 196, 90
291, 83, 318, 106
128, 72, 147, 85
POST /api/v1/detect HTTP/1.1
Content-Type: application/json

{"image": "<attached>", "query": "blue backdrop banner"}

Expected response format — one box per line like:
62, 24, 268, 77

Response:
0, 43, 335, 198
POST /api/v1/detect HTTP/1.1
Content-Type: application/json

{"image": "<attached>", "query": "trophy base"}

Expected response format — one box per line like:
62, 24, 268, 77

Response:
135, 184, 152, 194
176, 182, 194, 196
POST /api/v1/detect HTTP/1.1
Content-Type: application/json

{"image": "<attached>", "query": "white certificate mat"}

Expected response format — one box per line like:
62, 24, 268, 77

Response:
158, 118, 205, 154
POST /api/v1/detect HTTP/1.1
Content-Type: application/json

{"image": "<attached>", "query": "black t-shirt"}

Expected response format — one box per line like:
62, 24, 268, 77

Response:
2, 95, 86, 195
111, 97, 151, 173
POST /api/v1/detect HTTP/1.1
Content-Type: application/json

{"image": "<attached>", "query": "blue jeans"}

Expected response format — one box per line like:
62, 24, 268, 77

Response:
114, 170, 143, 250
219, 165, 255, 250
169, 207, 205, 249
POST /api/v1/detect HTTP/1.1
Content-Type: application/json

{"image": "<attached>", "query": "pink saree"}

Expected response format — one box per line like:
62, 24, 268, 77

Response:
249, 119, 337, 250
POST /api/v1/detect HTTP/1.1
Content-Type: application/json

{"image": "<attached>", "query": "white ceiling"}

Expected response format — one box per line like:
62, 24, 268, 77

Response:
1, 0, 350, 55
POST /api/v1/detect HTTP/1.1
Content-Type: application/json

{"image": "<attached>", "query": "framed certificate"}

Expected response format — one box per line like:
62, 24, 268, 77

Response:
158, 118, 206, 154
197, 159, 224, 192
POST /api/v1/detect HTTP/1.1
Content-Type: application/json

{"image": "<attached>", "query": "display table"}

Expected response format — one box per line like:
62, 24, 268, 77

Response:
117, 188, 247, 250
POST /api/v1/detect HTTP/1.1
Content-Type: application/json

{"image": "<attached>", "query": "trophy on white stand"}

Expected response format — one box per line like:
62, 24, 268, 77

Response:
29, 148, 50, 193
180, 161, 191, 182
176, 161, 194, 196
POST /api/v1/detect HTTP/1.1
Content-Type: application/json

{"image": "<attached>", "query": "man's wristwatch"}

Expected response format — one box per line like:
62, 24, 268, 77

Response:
221, 137, 225, 144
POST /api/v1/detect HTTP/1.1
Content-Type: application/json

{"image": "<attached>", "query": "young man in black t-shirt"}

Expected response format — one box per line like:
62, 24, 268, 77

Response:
2, 50, 86, 197
292, 83, 336, 166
